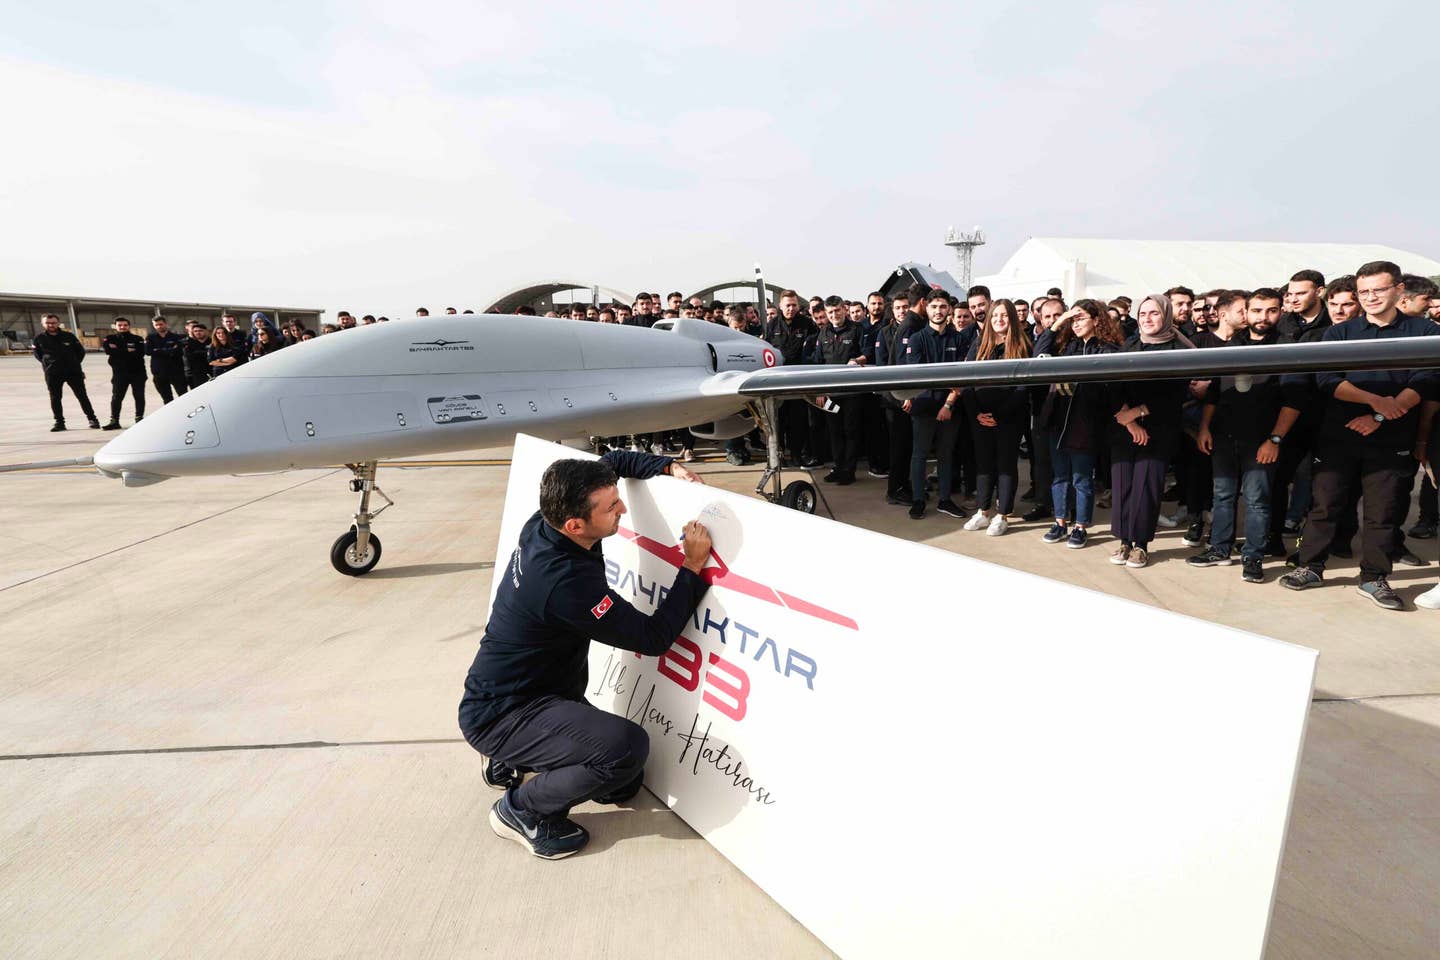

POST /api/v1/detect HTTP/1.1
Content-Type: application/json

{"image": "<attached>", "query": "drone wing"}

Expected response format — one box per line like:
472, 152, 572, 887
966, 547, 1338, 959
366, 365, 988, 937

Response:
731, 337, 1440, 399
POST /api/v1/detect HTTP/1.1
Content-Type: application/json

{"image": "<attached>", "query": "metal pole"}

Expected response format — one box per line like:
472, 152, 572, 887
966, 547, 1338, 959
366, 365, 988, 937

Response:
754, 263, 768, 315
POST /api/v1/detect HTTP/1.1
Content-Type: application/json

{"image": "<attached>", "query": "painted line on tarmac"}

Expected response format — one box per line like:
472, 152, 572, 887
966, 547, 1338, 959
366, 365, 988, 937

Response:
0, 470, 339, 594
0, 737, 465, 762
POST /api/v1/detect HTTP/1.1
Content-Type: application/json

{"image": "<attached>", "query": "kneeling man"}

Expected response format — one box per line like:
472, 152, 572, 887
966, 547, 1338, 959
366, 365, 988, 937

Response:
459, 450, 712, 859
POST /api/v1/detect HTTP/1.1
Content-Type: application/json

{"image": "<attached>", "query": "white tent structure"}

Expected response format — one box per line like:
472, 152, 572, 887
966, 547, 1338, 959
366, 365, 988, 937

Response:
972, 238, 1440, 304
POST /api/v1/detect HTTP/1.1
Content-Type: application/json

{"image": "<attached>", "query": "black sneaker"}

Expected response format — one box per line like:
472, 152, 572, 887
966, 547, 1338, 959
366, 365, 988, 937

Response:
489, 790, 589, 860
885, 493, 909, 506
88, 419, 101, 429
866, 467, 887, 478
1264, 536, 1287, 558
936, 498, 964, 518
1358, 578, 1403, 611
1021, 506, 1049, 523
1241, 557, 1264, 583
594, 771, 645, 805
800, 457, 823, 468
1408, 521, 1437, 540
1280, 567, 1323, 590
908, 502, 925, 520
50, 422, 66, 432
1066, 527, 1088, 550
1187, 546, 1232, 567
1182, 520, 1205, 547
822, 471, 841, 483
1041, 522, 1068, 543
1391, 548, 1428, 568
482, 756, 523, 791
102, 420, 121, 431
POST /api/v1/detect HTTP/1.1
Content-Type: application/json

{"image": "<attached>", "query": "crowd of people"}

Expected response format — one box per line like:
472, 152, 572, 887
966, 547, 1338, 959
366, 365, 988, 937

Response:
29, 267, 1440, 610
28, 307, 475, 430
577, 269, 1440, 612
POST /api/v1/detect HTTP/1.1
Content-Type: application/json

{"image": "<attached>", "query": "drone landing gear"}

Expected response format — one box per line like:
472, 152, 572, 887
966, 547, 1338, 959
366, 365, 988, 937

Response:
331, 461, 394, 576
752, 398, 816, 515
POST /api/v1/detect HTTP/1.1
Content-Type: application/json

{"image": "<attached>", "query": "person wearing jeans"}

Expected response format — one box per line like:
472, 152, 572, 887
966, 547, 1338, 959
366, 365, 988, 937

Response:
1186, 289, 1288, 582
1033, 299, 1123, 548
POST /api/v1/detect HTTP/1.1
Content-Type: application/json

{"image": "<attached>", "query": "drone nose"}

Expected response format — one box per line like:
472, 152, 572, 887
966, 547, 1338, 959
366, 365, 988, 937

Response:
93, 398, 221, 481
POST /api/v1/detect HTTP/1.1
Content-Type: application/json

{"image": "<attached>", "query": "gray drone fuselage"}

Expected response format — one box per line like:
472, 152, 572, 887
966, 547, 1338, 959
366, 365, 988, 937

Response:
93, 315, 774, 485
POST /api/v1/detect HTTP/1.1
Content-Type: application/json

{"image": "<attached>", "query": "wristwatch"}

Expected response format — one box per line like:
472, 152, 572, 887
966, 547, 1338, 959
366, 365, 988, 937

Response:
1373, 412, 1386, 423
1267, 434, 1283, 445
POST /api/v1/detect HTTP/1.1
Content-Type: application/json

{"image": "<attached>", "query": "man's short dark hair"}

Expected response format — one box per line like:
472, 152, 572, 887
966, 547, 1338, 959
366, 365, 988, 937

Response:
1401, 274, 1438, 297
539, 459, 619, 528
778, 289, 799, 300
667, 290, 683, 300
220, 311, 236, 320
927, 290, 949, 304
1045, 287, 1062, 297
1214, 289, 1248, 312
1326, 275, 1357, 298
968, 285, 991, 300
1356, 261, 1402, 285
338, 311, 352, 319
517, 305, 537, 316
1248, 287, 1283, 307
867, 291, 886, 301
1165, 286, 1196, 300
1290, 269, 1325, 287
824, 294, 845, 308
415, 307, 430, 316
362, 314, 375, 322
905, 282, 929, 304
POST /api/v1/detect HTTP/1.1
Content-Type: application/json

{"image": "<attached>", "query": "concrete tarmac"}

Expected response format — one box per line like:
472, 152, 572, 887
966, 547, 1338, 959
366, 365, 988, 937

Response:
1, 355, 1437, 959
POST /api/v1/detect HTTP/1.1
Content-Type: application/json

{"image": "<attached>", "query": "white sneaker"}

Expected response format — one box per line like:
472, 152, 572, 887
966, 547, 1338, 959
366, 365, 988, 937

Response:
986, 514, 1009, 537
1158, 505, 1188, 529
963, 510, 989, 532
1417, 583, 1440, 610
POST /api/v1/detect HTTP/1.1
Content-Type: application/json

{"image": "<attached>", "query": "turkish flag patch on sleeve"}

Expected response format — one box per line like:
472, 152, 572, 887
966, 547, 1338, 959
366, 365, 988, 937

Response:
591, 595, 613, 619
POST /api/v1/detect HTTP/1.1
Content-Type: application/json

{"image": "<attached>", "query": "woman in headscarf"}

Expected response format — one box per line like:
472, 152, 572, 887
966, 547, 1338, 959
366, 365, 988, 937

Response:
1107, 294, 1193, 568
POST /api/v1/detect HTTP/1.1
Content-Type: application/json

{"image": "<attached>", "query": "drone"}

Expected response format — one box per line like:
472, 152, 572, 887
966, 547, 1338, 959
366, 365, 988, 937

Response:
84, 313, 1439, 576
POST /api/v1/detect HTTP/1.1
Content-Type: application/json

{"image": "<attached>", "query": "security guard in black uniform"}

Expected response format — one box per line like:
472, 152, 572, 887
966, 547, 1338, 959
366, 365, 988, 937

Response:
145, 316, 188, 403
32, 313, 99, 431
813, 294, 866, 484
459, 450, 712, 859
101, 316, 147, 429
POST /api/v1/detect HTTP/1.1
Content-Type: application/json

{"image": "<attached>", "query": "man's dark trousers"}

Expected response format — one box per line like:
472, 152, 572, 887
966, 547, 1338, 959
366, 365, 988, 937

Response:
885, 406, 912, 498
45, 367, 97, 424
152, 367, 187, 403
111, 371, 146, 422
1297, 443, 1412, 582
826, 396, 862, 477
464, 695, 648, 817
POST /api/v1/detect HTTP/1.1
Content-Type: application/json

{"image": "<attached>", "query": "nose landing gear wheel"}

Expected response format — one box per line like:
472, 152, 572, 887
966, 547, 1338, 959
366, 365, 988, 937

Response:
331, 527, 383, 576
780, 480, 817, 514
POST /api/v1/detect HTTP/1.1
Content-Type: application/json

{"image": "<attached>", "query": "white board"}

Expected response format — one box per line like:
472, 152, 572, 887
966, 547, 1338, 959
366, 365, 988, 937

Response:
492, 434, 1316, 960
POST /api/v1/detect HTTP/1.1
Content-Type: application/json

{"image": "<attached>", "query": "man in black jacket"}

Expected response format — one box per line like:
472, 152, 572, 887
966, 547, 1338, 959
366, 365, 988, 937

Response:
762, 290, 815, 465
145, 316, 188, 403
1188, 290, 1288, 583
814, 295, 866, 484
901, 291, 968, 520
875, 292, 920, 504
101, 317, 147, 429
1280, 262, 1440, 609
32, 314, 99, 431
181, 323, 212, 389
459, 451, 711, 859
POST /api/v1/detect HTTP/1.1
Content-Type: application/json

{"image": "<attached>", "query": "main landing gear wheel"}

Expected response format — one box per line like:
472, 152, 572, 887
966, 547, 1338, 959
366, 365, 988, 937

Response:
781, 480, 817, 514
331, 527, 383, 576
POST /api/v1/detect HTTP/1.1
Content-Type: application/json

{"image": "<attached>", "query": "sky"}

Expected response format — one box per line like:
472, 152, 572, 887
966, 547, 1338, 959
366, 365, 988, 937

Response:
2, 0, 1437, 317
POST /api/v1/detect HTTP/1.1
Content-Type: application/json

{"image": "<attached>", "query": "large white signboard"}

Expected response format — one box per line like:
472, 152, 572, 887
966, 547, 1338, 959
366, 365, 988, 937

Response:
493, 434, 1316, 960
